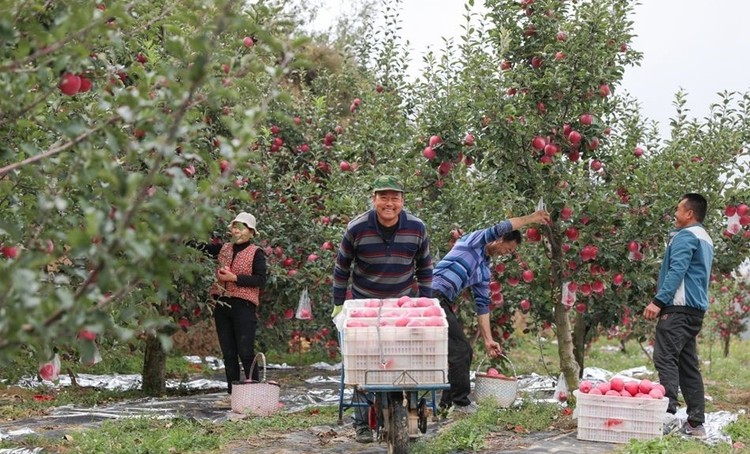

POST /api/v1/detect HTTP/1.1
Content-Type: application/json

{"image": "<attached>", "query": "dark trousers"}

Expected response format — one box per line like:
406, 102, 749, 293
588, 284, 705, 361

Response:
653, 311, 705, 425
214, 299, 259, 394
436, 294, 473, 407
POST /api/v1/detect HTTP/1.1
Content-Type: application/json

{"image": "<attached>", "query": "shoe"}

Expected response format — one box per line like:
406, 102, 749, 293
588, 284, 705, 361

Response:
452, 402, 478, 415
355, 426, 373, 443
680, 421, 706, 439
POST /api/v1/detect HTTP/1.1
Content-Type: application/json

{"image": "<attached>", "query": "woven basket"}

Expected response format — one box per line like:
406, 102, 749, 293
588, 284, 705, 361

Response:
231, 353, 280, 416
473, 354, 518, 407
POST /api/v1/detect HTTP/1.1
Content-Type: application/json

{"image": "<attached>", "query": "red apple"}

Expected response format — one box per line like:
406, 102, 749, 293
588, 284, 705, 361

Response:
307, 254, 319, 262
321, 241, 334, 251
495, 263, 506, 274
638, 379, 653, 394
590, 159, 602, 171
599, 84, 611, 97
282, 257, 294, 268
554, 51, 565, 61
463, 133, 475, 146
725, 205, 737, 216
558, 391, 567, 402
737, 204, 749, 216
568, 130, 582, 146
78, 76, 92, 93
219, 159, 230, 173
628, 241, 640, 253
519, 299, 531, 312
526, 228, 541, 242
2, 245, 18, 259
634, 147, 644, 157
613, 273, 624, 286
588, 137, 600, 150
560, 206, 573, 221
575, 303, 586, 314
522, 269, 534, 283
610, 377, 624, 392
624, 381, 639, 396
243, 36, 254, 48
556, 31, 568, 41
182, 165, 195, 177
428, 135, 442, 147
486, 367, 499, 376
78, 330, 97, 341
376, 84, 384, 93
422, 146, 436, 160
489, 281, 501, 293
564, 227, 579, 241
532, 136, 546, 151
438, 161, 452, 175
531, 56, 542, 68
579, 113, 593, 125
59, 73, 81, 96
578, 380, 593, 393
135, 52, 148, 64
500, 60, 512, 71
39, 363, 56, 381
339, 160, 351, 171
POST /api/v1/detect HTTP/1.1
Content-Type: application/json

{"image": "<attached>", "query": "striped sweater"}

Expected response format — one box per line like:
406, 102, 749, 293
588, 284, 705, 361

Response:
332, 209, 433, 305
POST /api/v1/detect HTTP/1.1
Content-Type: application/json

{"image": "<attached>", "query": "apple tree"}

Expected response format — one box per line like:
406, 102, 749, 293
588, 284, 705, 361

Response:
404, 0, 750, 389
0, 0, 309, 392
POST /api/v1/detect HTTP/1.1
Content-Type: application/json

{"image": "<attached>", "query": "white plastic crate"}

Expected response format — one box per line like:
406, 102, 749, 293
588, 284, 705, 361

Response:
341, 298, 448, 386
574, 390, 669, 443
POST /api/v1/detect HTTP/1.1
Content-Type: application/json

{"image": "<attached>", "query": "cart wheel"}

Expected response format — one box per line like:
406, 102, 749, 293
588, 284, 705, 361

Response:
417, 397, 427, 434
387, 393, 409, 454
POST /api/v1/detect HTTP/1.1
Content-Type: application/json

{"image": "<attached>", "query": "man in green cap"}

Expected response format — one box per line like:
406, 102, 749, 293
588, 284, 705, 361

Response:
331, 175, 433, 443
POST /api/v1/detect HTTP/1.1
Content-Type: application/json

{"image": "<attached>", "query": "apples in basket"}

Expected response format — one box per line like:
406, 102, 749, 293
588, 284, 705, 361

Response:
474, 355, 518, 407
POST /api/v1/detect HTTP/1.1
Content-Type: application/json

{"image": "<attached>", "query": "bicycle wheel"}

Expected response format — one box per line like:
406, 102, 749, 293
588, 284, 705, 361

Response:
387, 393, 409, 454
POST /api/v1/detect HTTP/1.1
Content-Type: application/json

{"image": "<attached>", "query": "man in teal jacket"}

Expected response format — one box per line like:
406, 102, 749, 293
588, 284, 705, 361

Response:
643, 193, 713, 439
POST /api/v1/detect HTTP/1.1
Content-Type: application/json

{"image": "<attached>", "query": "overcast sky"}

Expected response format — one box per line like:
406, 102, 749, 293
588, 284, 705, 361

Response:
313, 0, 750, 135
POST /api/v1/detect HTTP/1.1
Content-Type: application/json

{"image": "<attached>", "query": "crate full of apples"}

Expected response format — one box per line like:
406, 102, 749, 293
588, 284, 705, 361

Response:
574, 378, 669, 444
340, 297, 448, 386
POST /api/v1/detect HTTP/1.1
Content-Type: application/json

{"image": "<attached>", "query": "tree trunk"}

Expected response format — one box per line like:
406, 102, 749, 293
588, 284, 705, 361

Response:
573, 313, 586, 378
142, 332, 167, 396
548, 230, 580, 391
723, 336, 730, 358
555, 301, 580, 391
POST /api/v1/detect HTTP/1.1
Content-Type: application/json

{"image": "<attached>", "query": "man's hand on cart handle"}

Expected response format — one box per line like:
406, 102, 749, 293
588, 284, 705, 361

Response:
331, 304, 343, 319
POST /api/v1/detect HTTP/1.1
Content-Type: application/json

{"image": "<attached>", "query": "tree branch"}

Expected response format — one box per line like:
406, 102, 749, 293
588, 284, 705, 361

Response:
0, 116, 121, 178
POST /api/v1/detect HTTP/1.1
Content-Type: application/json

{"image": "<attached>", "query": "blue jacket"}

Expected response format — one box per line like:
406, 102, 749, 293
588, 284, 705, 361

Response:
332, 209, 432, 305
654, 224, 714, 313
432, 220, 513, 316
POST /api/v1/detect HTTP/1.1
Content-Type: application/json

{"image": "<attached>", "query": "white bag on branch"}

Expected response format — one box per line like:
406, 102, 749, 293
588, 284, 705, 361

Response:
39, 353, 61, 381
295, 287, 312, 320
553, 372, 569, 403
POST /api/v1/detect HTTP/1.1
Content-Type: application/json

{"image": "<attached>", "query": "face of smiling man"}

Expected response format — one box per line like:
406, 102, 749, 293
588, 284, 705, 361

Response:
372, 190, 403, 227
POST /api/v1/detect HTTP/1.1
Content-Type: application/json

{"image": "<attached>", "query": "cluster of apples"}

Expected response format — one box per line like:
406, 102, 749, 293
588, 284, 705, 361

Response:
345, 297, 446, 328
477, 367, 510, 379
578, 378, 665, 399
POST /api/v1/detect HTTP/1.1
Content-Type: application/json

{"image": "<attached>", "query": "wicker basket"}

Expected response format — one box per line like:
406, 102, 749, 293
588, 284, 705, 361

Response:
473, 354, 518, 407
231, 353, 280, 416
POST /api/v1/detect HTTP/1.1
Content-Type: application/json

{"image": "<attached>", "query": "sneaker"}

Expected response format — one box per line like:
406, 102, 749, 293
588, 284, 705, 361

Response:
355, 426, 373, 443
680, 422, 706, 439
452, 402, 478, 415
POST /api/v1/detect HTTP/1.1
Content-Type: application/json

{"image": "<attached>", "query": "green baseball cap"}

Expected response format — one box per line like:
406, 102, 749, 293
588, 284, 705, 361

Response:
372, 175, 404, 193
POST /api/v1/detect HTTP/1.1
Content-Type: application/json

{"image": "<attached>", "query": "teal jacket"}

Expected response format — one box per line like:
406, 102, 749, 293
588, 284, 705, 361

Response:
654, 223, 714, 314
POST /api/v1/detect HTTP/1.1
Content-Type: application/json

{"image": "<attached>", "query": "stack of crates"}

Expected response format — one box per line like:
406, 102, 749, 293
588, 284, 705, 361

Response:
340, 297, 448, 386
